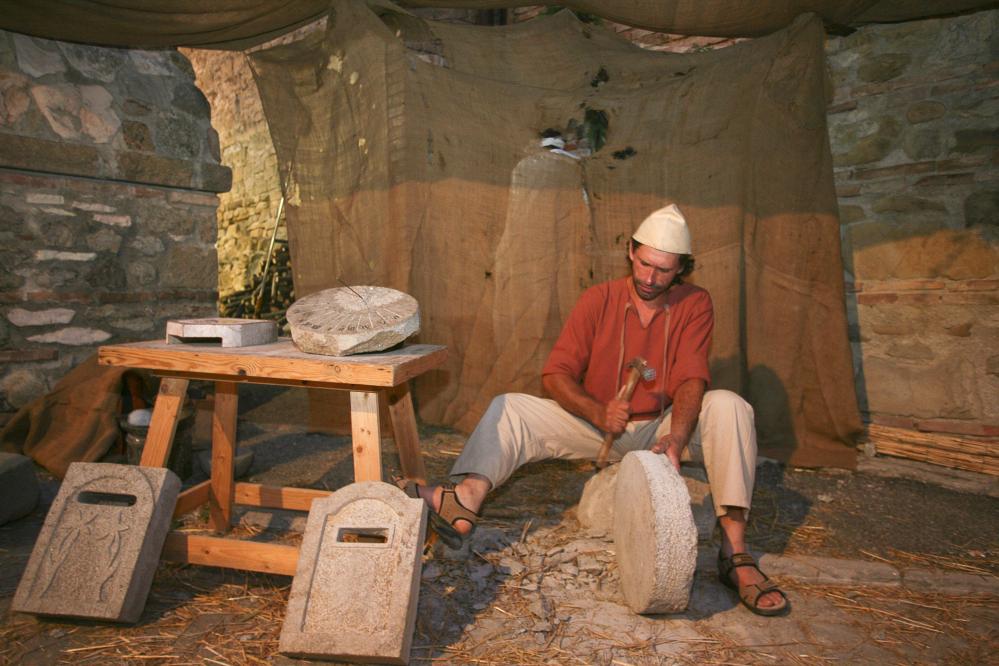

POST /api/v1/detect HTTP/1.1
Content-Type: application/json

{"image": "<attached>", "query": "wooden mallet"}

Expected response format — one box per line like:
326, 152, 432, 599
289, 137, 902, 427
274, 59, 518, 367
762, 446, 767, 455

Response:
596, 357, 656, 469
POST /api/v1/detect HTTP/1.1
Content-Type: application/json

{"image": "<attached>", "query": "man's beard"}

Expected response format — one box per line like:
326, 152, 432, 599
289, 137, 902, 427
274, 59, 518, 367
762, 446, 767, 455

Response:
633, 278, 667, 301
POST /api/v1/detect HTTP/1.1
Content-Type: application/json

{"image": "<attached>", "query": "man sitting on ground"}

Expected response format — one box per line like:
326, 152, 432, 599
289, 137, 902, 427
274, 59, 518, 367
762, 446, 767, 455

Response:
399, 204, 788, 616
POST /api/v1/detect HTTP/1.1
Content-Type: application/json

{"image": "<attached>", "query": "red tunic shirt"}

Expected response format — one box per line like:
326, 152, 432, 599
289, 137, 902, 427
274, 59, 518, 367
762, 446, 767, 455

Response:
542, 277, 713, 420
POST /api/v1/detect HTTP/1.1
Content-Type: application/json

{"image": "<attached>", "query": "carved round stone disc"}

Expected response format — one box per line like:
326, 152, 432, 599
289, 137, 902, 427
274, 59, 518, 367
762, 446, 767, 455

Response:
613, 451, 697, 614
287, 286, 420, 356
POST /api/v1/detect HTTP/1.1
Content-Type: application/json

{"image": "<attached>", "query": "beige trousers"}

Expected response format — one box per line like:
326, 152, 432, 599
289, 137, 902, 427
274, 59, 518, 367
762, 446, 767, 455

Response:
450, 390, 757, 517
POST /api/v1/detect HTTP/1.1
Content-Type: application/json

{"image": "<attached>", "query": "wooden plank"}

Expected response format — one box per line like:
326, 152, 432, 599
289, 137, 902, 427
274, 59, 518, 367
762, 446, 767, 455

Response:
173, 480, 210, 518
387, 382, 426, 484
350, 390, 382, 482
140, 377, 188, 468
161, 533, 300, 576
150, 370, 375, 393
209, 381, 238, 532
393, 346, 450, 385
234, 483, 331, 511
99, 339, 447, 388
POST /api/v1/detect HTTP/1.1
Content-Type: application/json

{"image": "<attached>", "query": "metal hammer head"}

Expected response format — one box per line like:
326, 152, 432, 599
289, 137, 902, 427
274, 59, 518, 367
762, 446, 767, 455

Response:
626, 357, 656, 382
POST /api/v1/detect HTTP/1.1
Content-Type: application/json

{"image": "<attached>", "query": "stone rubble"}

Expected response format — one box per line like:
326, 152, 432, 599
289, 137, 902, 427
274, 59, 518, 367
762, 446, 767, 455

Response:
389, 511, 997, 665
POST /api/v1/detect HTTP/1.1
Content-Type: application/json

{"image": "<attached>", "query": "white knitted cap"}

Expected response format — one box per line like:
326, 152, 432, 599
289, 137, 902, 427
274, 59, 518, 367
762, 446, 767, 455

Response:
631, 204, 691, 254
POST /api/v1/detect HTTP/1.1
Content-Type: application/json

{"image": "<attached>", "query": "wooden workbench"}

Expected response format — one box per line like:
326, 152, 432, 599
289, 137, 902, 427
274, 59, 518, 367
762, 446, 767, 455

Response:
98, 339, 447, 576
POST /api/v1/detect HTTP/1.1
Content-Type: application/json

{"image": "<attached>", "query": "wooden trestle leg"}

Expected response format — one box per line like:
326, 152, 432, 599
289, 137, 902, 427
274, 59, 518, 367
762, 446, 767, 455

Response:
209, 381, 238, 532
387, 382, 427, 484
350, 390, 382, 482
140, 377, 189, 468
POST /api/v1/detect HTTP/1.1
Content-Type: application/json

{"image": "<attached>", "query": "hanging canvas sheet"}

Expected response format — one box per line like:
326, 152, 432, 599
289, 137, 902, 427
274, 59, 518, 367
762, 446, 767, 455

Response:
2, 0, 993, 48
249, 1, 863, 468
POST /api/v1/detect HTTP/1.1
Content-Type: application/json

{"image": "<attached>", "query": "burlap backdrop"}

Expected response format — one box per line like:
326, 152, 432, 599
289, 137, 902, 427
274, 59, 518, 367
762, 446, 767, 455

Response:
248, 2, 861, 468
2, 0, 992, 48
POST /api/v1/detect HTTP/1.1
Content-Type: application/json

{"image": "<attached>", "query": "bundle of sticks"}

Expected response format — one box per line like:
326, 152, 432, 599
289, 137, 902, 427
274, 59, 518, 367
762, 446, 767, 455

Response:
860, 424, 999, 476
218, 240, 294, 330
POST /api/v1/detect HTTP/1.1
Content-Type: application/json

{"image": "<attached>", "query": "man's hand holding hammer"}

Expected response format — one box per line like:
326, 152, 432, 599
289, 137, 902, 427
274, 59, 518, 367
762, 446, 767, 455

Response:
543, 373, 630, 434
596, 397, 631, 435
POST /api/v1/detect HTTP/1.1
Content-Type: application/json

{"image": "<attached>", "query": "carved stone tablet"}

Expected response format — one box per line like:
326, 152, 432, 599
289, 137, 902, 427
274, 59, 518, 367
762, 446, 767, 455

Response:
613, 451, 697, 614
287, 286, 419, 356
13, 463, 180, 623
280, 481, 427, 664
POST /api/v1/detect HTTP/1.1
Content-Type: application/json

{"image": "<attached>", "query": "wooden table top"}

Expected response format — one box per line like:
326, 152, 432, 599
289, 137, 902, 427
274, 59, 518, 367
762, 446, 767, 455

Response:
99, 339, 448, 388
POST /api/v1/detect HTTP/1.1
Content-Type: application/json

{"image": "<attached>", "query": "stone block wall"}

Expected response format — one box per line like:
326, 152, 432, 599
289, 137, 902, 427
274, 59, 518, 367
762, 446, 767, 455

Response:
180, 47, 285, 300
182, 8, 481, 304
827, 11, 999, 439
0, 29, 229, 417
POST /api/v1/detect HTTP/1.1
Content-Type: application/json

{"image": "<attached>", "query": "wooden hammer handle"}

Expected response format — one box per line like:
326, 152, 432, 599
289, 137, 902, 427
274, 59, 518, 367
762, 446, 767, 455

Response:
596, 366, 642, 469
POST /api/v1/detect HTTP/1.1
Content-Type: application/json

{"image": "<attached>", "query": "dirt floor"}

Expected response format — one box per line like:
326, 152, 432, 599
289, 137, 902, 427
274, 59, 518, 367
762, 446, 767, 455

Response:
2, 384, 998, 665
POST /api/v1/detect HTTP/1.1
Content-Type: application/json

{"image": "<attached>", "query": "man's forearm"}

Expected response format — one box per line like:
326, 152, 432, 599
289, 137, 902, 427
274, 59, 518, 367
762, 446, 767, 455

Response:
542, 373, 632, 434
663, 378, 706, 449
542, 373, 605, 426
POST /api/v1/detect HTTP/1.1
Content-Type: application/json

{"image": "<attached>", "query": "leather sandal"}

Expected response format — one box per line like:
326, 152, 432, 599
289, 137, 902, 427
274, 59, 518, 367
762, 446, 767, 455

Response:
718, 552, 790, 617
437, 486, 480, 536
394, 477, 464, 550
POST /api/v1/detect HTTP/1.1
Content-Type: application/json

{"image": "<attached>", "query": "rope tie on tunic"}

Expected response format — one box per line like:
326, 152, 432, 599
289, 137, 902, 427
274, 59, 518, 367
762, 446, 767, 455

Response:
614, 297, 672, 421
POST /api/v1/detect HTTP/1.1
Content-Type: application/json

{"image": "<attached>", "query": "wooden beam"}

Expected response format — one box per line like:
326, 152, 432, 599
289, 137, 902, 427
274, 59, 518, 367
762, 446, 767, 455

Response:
209, 381, 238, 532
161, 533, 300, 576
173, 480, 210, 518
387, 382, 426, 484
99, 340, 447, 388
150, 370, 375, 393
350, 390, 382, 482
234, 483, 331, 511
140, 377, 188, 468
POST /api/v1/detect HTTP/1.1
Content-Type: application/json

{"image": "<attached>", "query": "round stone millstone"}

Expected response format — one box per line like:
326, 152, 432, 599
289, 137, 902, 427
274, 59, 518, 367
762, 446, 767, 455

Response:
613, 451, 698, 614
287, 286, 420, 356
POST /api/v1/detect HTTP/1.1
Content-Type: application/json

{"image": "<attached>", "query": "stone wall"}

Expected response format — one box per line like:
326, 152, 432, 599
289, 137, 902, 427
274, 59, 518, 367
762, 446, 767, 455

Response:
827, 11, 999, 439
182, 8, 481, 305
180, 47, 284, 301
0, 29, 229, 417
